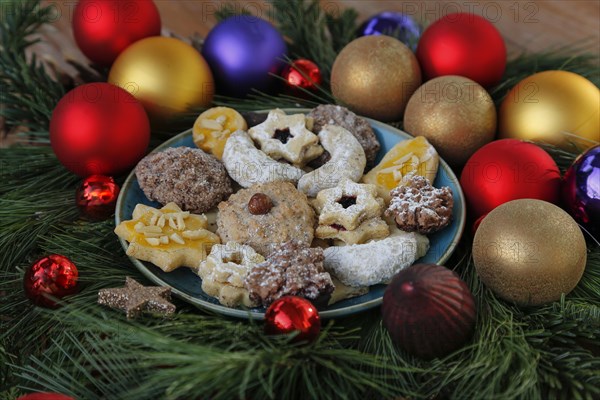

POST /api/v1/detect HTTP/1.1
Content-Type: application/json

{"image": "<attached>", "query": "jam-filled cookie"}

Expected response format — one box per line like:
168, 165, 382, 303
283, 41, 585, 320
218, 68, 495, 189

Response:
216, 181, 316, 256
248, 108, 323, 167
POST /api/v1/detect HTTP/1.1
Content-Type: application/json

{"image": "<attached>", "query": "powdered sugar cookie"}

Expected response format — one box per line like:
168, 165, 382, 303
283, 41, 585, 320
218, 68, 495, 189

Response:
248, 109, 323, 166
298, 125, 366, 197
322, 228, 429, 287
222, 130, 305, 188
198, 242, 264, 308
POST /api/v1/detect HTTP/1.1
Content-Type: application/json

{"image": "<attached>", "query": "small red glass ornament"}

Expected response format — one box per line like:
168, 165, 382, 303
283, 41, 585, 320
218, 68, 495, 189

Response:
23, 255, 79, 309
50, 83, 150, 177
382, 264, 476, 360
76, 175, 120, 220
416, 13, 506, 88
73, 0, 161, 67
281, 59, 322, 92
460, 139, 561, 225
264, 296, 321, 343
17, 393, 75, 400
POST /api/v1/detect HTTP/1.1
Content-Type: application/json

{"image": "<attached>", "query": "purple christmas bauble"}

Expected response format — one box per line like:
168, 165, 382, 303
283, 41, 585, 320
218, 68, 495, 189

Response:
562, 145, 600, 238
358, 11, 421, 50
202, 16, 287, 97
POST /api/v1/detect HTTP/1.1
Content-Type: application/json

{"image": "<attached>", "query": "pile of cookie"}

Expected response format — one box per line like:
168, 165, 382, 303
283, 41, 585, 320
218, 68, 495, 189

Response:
115, 105, 454, 309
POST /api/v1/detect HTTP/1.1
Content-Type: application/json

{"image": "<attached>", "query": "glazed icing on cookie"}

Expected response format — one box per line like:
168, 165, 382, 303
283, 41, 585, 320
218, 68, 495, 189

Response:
222, 130, 305, 188
298, 125, 366, 197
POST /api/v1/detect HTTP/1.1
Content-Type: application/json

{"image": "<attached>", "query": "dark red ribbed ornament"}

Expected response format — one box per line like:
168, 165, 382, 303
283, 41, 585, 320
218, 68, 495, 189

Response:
382, 264, 476, 360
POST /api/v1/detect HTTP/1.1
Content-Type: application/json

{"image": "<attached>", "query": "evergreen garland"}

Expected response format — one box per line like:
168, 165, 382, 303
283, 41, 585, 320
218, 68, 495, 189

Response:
1, 1, 599, 399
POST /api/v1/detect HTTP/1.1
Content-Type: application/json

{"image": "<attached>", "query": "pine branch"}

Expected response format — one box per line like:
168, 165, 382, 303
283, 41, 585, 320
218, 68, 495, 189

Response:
0, 0, 64, 138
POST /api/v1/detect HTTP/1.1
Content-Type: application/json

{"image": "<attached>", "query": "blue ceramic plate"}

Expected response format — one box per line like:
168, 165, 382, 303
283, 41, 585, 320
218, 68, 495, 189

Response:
115, 110, 466, 319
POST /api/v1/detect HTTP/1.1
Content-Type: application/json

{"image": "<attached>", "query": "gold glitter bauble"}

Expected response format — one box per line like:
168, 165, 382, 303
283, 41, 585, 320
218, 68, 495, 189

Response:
473, 199, 587, 306
330, 36, 421, 122
499, 70, 600, 150
108, 37, 214, 126
404, 76, 496, 166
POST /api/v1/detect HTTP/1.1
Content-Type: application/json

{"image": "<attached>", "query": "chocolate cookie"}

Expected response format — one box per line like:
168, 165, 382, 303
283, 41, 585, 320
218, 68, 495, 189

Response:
244, 240, 334, 306
216, 181, 316, 256
135, 147, 233, 214
384, 173, 454, 234
308, 104, 381, 167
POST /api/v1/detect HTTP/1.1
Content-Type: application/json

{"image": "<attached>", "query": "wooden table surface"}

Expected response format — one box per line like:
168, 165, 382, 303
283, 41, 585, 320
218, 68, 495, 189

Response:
35, 0, 599, 74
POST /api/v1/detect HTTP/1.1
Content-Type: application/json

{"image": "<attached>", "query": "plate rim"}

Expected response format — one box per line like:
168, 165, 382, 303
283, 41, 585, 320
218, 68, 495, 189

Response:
115, 109, 466, 320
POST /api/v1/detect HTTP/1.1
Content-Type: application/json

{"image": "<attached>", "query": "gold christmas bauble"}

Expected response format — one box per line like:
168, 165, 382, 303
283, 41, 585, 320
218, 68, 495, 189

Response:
403, 76, 496, 166
330, 36, 421, 122
473, 199, 587, 306
499, 70, 600, 150
108, 37, 214, 126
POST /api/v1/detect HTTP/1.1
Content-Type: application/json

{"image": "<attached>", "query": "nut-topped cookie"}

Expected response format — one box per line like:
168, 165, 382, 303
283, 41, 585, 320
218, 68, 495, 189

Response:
115, 202, 221, 272
216, 181, 316, 256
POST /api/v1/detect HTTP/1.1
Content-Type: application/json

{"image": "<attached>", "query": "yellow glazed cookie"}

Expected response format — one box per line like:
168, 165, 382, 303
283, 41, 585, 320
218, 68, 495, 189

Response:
193, 107, 247, 159
115, 202, 220, 272
198, 242, 264, 308
363, 136, 439, 201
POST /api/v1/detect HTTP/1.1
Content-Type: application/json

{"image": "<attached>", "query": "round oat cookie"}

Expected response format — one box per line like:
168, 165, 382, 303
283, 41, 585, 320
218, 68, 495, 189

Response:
216, 181, 316, 256
136, 147, 233, 214
308, 104, 381, 167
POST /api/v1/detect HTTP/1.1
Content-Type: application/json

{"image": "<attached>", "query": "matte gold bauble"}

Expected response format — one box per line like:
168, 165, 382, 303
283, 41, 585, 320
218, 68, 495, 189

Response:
404, 76, 496, 166
108, 37, 214, 126
330, 36, 421, 122
473, 199, 587, 306
499, 70, 600, 150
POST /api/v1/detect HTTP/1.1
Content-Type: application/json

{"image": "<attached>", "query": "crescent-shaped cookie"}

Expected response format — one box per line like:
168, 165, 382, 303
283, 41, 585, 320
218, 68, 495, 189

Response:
322, 228, 429, 287
298, 125, 366, 197
222, 130, 305, 188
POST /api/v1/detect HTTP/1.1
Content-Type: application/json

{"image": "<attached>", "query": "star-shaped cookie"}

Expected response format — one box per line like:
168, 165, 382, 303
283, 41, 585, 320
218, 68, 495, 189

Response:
114, 202, 220, 272
248, 108, 323, 166
98, 277, 175, 319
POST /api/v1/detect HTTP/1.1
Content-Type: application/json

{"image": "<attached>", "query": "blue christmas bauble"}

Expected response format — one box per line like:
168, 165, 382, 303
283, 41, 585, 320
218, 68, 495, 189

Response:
358, 11, 421, 50
202, 16, 287, 97
562, 145, 600, 238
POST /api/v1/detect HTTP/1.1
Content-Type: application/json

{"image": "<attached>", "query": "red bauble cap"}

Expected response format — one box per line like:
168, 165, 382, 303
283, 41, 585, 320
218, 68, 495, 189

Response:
460, 139, 561, 222
417, 13, 506, 87
73, 0, 161, 66
264, 296, 321, 343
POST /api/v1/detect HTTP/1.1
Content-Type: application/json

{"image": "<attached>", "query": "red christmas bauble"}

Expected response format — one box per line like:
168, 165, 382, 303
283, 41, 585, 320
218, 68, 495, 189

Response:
73, 0, 161, 66
24, 255, 79, 309
281, 59, 322, 92
460, 139, 561, 224
264, 296, 321, 343
416, 13, 506, 88
17, 393, 74, 400
76, 175, 120, 220
50, 83, 150, 177
382, 264, 476, 360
